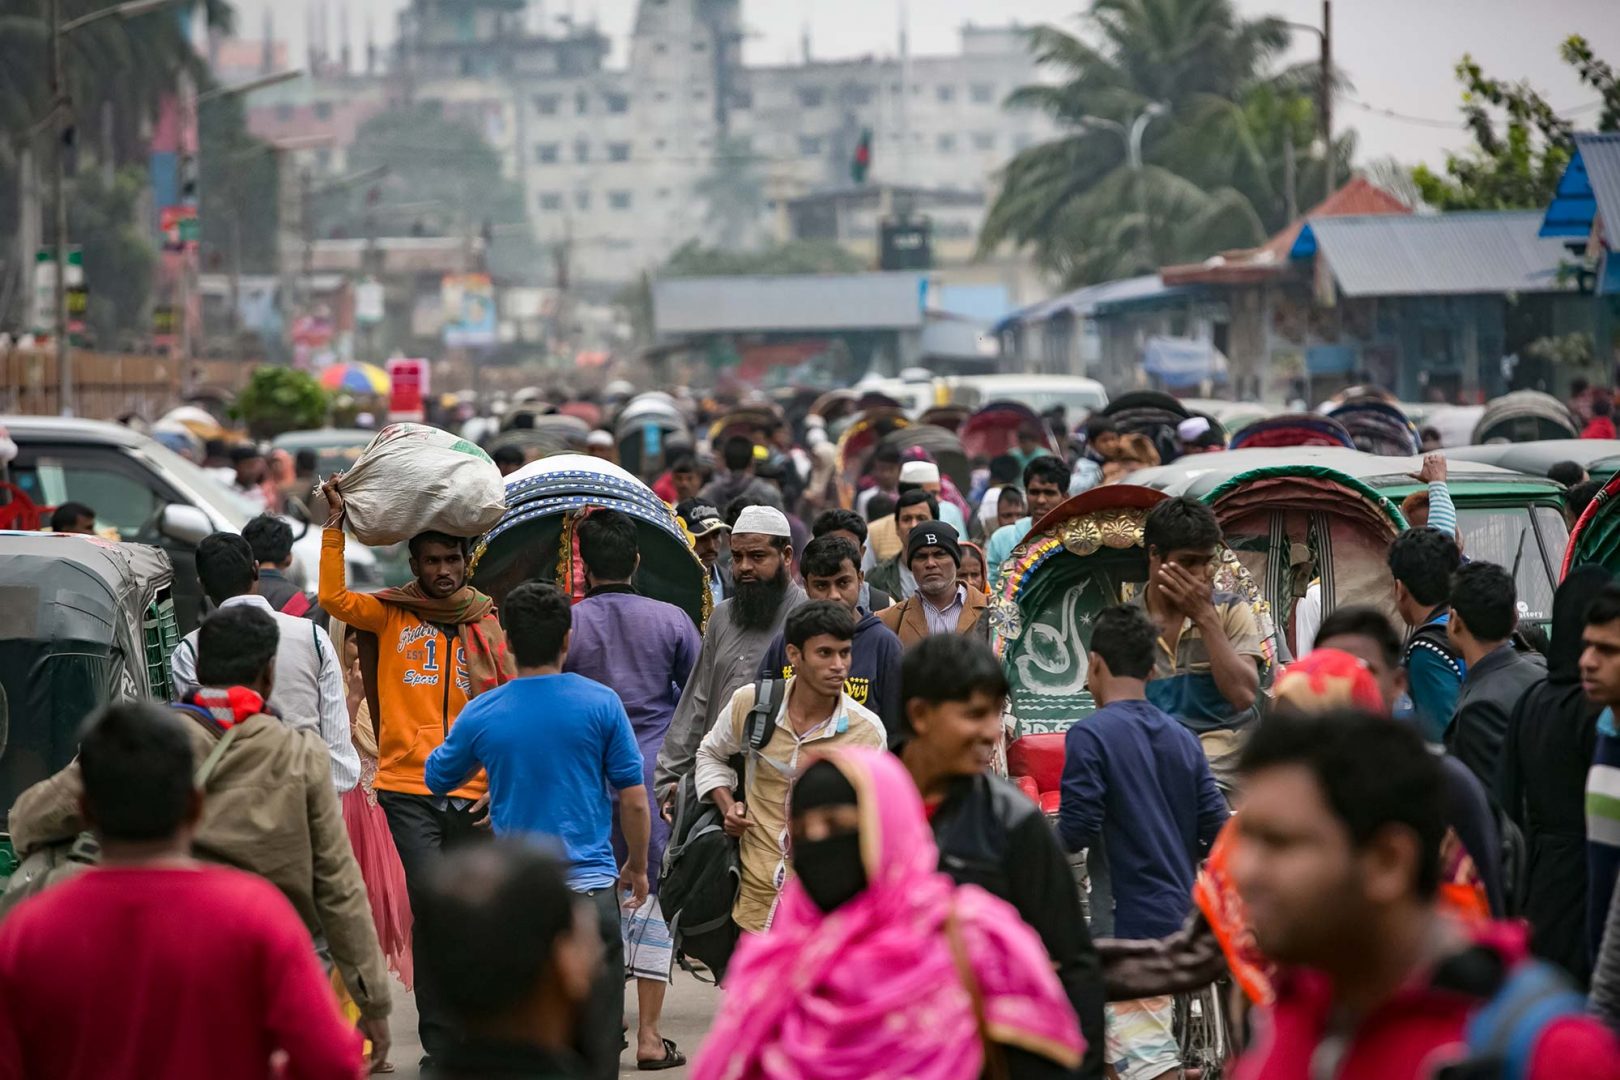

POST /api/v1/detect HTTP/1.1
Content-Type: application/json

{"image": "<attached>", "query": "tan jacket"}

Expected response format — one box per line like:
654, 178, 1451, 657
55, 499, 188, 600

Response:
878, 585, 992, 649
8, 711, 391, 1019
693, 679, 887, 933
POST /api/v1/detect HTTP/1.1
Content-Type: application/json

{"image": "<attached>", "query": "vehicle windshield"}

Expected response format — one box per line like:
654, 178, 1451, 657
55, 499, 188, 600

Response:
1024, 388, 1107, 414
1454, 506, 1563, 624
131, 439, 256, 529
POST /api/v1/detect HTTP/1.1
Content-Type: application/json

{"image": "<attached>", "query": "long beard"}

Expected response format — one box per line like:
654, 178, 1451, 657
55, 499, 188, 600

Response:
733, 566, 790, 631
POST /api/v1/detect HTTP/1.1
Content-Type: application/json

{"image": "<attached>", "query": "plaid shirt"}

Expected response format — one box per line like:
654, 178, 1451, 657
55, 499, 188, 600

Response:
1129, 590, 1266, 734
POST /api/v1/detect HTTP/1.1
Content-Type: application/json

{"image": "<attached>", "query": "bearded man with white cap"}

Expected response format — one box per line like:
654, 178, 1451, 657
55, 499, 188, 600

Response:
862, 459, 969, 568
655, 505, 807, 807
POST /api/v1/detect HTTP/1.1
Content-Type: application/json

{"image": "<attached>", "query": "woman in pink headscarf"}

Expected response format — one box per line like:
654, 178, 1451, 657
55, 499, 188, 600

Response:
693, 748, 1083, 1080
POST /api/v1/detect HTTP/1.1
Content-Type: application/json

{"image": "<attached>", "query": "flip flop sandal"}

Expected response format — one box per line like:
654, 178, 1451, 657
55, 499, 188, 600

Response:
637, 1038, 687, 1071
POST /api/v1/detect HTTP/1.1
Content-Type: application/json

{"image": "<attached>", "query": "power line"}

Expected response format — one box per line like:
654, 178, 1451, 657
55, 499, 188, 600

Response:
1342, 97, 1462, 129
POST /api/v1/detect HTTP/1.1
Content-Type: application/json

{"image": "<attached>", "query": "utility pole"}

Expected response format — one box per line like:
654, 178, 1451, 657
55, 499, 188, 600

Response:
50, 0, 70, 415
1321, 0, 1334, 204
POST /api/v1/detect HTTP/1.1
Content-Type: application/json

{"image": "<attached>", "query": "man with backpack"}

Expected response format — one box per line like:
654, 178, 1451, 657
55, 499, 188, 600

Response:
8, 606, 392, 1070
243, 513, 323, 622
692, 602, 887, 938
170, 532, 358, 793
1230, 707, 1620, 1079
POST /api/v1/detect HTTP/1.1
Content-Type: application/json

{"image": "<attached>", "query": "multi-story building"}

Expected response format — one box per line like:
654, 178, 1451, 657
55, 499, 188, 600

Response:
245, 0, 1055, 288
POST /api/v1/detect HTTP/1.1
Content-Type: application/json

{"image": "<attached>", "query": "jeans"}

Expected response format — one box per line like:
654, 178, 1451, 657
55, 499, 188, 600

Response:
580, 886, 626, 1080
377, 790, 491, 1060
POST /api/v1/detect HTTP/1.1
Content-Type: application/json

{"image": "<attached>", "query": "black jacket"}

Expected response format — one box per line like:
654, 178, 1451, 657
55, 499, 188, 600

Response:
929, 771, 1106, 1079
1498, 565, 1609, 986
1447, 643, 1546, 795
435, 1041, 585, 1079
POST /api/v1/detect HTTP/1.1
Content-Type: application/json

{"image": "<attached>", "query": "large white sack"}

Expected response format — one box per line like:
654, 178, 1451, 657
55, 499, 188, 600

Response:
338, 423, 506, 545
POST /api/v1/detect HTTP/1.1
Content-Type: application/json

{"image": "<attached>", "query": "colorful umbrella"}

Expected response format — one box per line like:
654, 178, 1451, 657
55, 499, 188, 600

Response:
319, 362, 390, 395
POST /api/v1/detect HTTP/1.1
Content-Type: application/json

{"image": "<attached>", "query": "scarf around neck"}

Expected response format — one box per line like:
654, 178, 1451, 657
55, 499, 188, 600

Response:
184, 686, 266, 728
373, 580, 512, 700
692, 747, 1082, 1080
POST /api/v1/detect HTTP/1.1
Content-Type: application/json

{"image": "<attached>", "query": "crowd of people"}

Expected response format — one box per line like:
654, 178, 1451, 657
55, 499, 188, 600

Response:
15, 384, 1620, 1080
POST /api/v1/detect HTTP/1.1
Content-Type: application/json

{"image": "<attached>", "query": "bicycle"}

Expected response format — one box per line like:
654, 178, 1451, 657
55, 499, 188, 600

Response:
1174, 977, 1236, 1080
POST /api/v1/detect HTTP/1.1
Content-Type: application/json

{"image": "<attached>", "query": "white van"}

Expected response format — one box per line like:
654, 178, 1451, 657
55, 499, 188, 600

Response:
943, 375, 1109, 417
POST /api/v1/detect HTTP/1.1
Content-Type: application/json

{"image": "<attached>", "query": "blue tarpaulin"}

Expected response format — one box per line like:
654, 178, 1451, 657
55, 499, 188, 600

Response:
1141, 336, 1229, 388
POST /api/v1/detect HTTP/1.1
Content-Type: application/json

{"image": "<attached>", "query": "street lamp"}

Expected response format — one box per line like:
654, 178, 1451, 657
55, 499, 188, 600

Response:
196, 68, 302, 105
1079, 102, 1168, 265
1282, 1, 1334, 205
51, 0, 190, 415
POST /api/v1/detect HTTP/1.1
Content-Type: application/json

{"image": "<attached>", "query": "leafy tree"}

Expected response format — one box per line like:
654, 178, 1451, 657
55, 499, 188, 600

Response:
231, 366, 330, 439
334, 102, 543, 281
67, 165, 155, 348
199, 93, 279, 275
980, 0, 1345, 285
1412, 36, 1620, 211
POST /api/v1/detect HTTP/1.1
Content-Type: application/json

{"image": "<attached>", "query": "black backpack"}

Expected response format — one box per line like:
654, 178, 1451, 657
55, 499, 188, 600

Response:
659, 678, 784, 982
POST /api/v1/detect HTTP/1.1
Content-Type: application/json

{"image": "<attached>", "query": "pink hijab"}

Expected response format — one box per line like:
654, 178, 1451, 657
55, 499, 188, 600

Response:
692, 748, 1082, 1080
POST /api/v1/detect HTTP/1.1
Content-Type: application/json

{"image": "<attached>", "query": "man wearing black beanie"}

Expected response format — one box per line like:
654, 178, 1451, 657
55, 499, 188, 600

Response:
878, 521, 990, 647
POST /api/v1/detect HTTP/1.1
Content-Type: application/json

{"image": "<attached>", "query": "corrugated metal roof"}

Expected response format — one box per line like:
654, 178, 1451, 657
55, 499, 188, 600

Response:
1579, 133, 1620, 240
652, 273, 926, 336
1300, 211, 1575, 297
993, 274, 1184, 332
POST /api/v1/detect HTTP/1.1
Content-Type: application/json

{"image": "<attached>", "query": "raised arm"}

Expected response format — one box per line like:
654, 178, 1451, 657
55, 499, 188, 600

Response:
316, 479, 387, 633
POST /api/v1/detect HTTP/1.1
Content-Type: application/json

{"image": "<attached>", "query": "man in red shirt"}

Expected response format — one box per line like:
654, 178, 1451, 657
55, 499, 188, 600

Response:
0, 702, 363, 1080
1584, 393, 1618, 439
1231, 708, 1620, 1080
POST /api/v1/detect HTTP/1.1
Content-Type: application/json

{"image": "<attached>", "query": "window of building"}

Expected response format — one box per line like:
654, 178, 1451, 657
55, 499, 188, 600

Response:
732, 89, 753, 109
575, 191, 591, 210
607, 142, 631, 162
693, 89, 708, 102
692, 39, 707, 52
574, 140, 590, 163
535, 143, 560, 164
972, 132, 996, 151
539, 192, 563, 211
275, 103, 294, 121
604, 91, 629, 114
936, 85, 956, 103
937, 133, 956, 152
654, 137, 668, 150
798, 86, 826, 108
970, 83, 995, 104
313, 101, 332, 121
609, 191, 633, 210
846, 85, 873, 106
535, 94, 560, 115
575, 91, 589, 115
799, 135, 824, 156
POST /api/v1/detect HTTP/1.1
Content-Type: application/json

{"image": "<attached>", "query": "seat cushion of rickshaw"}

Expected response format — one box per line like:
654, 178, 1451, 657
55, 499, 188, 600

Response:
1012, 774, 1041, 805
1039, 790, 1062, 815
1007, 732, 1066, 793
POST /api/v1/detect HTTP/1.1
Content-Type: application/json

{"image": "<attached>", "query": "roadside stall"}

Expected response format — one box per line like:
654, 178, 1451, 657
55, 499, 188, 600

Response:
470, 455, 708, 629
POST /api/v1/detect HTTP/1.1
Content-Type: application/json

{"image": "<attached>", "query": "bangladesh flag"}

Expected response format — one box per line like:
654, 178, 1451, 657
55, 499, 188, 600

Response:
851, 128, 872, 184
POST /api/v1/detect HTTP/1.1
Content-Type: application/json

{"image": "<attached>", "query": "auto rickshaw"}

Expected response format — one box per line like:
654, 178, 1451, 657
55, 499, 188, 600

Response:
470, 454, 708, 629
616, 395, 691, 481
1564, 472, 1620, 579
0, 534, 179, 883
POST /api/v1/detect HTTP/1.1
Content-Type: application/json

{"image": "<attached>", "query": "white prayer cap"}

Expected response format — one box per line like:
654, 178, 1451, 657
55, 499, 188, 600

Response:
586, 429, 614, 448
1177, 417, 1212, 442
899, 461, 941, 485
732, 505, 792, 538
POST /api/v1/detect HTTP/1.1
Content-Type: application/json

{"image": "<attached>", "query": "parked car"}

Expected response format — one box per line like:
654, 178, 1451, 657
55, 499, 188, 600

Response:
3, 416, 378, 631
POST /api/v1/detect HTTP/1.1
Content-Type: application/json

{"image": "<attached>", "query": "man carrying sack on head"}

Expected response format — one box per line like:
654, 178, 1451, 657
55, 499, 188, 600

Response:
318, 476, 514, 1071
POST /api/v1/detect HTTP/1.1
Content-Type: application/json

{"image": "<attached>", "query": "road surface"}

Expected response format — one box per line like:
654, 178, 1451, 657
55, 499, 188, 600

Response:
383, 972, 720, 1077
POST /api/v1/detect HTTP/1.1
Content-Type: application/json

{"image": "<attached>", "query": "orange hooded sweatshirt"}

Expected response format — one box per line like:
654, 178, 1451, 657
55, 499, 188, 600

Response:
319, 529, 489, 798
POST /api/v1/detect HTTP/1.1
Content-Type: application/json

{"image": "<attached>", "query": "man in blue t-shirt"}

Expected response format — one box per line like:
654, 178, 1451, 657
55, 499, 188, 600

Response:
1060, 603, 1229, 1080
426, 581, 649, 1080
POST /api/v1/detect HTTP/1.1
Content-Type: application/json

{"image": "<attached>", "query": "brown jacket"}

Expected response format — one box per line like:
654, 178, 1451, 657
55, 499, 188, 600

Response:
8, 710, 391, 1019
878, 585, 992, 649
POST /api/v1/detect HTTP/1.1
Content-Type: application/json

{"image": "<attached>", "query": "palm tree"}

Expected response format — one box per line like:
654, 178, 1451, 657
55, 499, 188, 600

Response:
980, 0, 1338, 285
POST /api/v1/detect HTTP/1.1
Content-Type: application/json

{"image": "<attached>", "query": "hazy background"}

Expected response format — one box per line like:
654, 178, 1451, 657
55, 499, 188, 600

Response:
233, 0, 1620, 166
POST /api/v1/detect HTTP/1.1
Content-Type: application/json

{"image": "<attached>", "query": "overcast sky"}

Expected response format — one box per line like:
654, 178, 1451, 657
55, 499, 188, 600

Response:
240, 0, 1620, 166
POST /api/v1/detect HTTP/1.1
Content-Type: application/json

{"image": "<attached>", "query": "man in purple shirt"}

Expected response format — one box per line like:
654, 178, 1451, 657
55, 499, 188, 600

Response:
564, 509, 701, 1071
